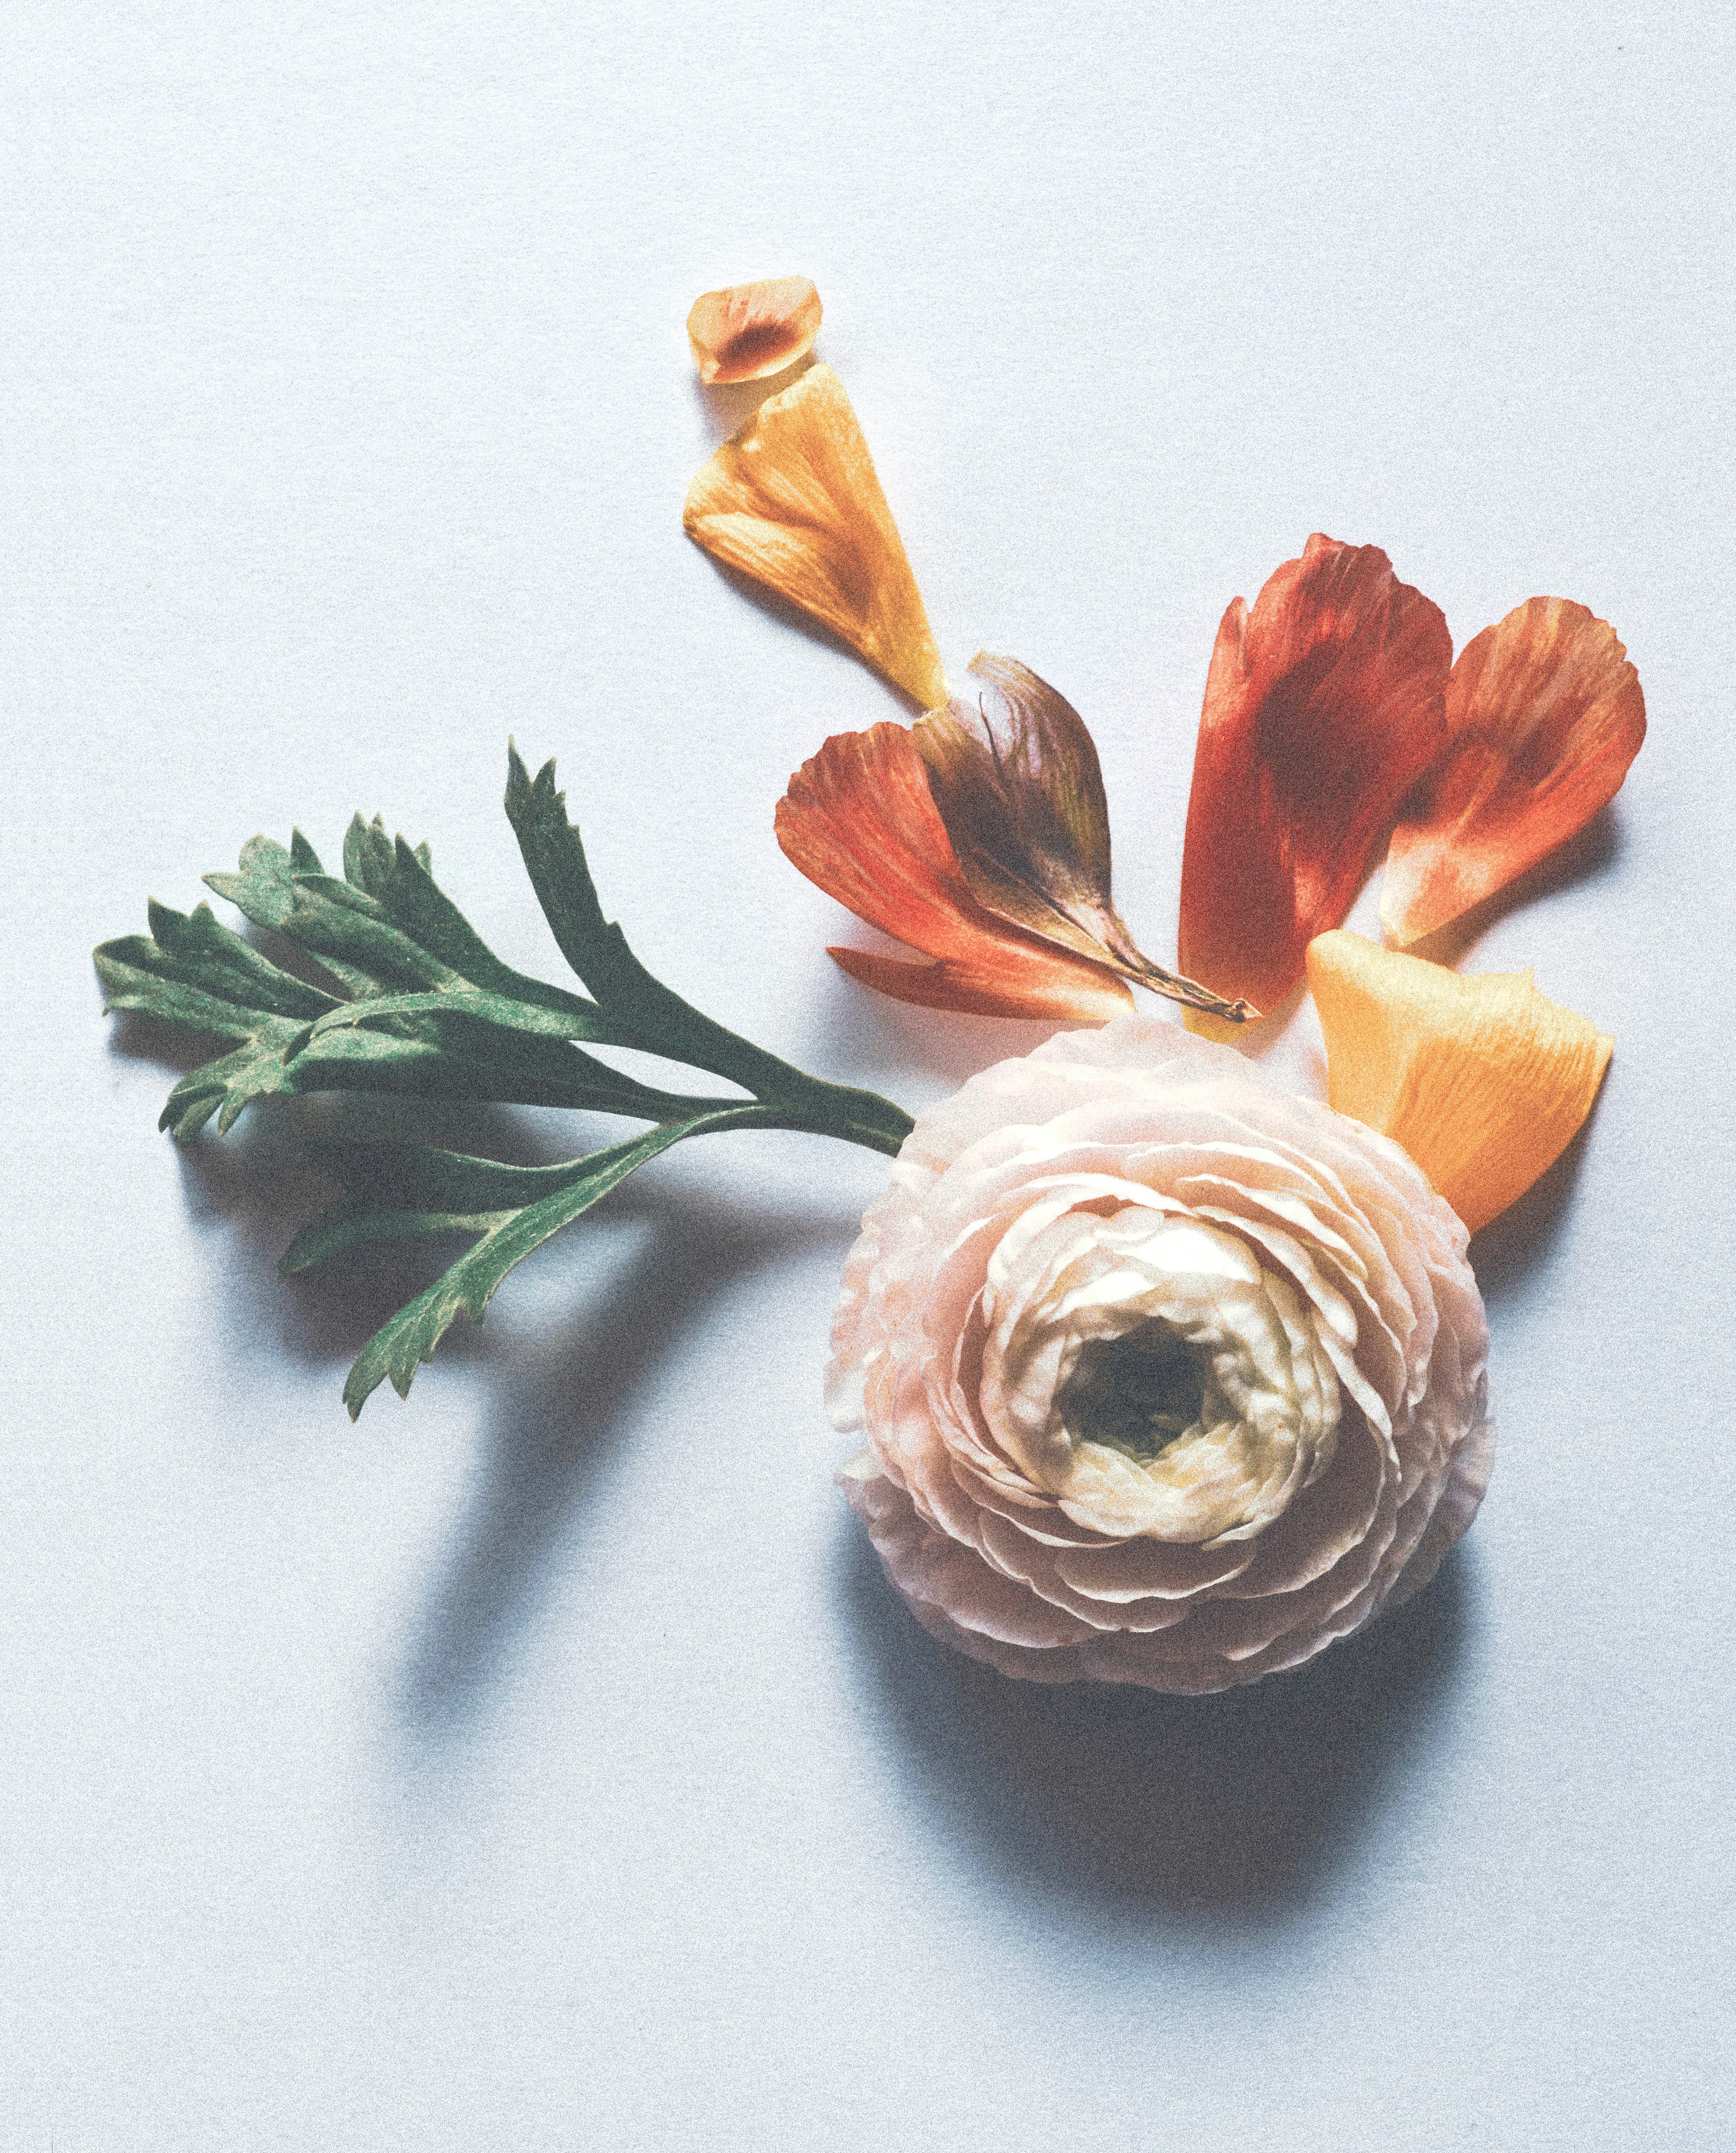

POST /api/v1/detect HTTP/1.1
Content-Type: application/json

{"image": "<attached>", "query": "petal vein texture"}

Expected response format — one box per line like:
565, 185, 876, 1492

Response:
683, 363, 948, 709
1179, 534, 1452, 1020
1306, 929, 1612, 1234
1381, 597, 1645, 945
775, 723, 1133, 1022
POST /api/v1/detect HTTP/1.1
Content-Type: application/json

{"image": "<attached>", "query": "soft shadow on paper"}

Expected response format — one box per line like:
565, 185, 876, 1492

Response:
393, 1195, 846, 1742
841, 1516, 1472, 1927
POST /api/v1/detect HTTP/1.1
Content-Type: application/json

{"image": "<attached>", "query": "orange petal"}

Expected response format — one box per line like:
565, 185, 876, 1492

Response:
1305, 929, 1612, 1235
683, 364, 948, 709
1380, 598, 1645, 946
776, 723, 1133, 1023
686, 276, 823, 386
1178, 535, 1452, 1016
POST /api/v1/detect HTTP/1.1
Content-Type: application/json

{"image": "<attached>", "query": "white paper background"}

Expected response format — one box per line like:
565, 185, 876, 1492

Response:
6, 4, 1733, 2147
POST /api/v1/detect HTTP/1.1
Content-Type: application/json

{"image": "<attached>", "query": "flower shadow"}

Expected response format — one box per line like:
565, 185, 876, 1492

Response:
1403, 801, 1624, 971
802, 946, 1062, 1095
841, 1520, 1471, 1928
692, 356, 814, 446
1468, 1098, 1601, 1309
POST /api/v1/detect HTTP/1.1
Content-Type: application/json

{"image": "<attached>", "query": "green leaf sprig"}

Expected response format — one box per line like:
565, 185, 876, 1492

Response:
96, 746, 915, 1417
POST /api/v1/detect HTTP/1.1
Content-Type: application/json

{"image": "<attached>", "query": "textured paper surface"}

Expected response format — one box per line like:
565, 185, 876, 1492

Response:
5, 4, 1732, 2148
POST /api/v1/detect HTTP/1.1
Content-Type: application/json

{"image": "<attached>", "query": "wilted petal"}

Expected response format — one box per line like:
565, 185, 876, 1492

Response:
776, 722, 1134, 1022
1306, 929, 1612, 1235
1381, 598, 1645, 945
1179, 535, 1453, 1019
686, 275, 822, 386
683, 363, 948, 708
916, 655, 1254, 1024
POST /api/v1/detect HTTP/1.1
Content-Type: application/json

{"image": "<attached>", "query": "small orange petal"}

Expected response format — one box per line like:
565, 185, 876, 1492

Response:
1179, 535, 1452, 1016
776, 723, 1133, 1024
1381, 597, 1645, 946
683, 364, 948, 709
687, 276, 823, 386
1306, 929, 1612, 1235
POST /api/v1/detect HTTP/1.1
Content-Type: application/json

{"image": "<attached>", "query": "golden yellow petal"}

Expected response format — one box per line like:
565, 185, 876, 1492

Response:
1305, 930, 1612, 1235
682, 363, 948, 709
686, 276, 823, 386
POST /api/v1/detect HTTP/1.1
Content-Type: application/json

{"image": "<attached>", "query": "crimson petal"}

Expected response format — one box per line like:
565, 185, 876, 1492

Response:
1179, 534, 1452, 1018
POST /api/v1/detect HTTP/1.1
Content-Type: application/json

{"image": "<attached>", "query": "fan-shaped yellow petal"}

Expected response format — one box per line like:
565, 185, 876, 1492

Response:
682, 364, 948, 709
1305, 930, 1612, 1234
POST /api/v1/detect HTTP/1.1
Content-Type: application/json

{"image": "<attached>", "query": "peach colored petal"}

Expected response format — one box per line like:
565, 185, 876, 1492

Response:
686, 276, 822, 386
682, 363, 947, 707
1305, 929, 1612, 1235
776, 722, 1134, 1023
1179, 534, 1452, 1018
1380, 597, 1646, 945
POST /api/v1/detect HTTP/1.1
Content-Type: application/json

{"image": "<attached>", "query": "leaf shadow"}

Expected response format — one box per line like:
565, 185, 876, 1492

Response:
840, 1518, 1474, 1929
394, 1189, 846, 1746
800, 943, 1063, 1094
163, 1094, 582, 1374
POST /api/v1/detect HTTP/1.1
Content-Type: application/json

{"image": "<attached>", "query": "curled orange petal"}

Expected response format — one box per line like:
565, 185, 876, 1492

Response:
1179, 535, 1452, 1018
1380, 598, 1645, 946
687, 276, 823, 386
683, 364, 948, 709
776, 723, 1133, 1023
1305, 929, 1612, 1235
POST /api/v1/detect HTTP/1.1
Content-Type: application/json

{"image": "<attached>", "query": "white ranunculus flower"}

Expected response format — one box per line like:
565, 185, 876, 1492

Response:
831, 1016, 1491, 1693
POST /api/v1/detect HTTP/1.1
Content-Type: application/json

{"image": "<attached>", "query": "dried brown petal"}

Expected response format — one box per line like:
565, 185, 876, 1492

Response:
915, 655, 1255, 1022
686, 276, 823, 386
775, 723, 1133, 1022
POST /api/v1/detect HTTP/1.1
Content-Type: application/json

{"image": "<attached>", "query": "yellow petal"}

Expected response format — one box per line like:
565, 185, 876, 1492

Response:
682, 363, 948, 709
687, 276, 823, 385
1305, 930, 1612, 1235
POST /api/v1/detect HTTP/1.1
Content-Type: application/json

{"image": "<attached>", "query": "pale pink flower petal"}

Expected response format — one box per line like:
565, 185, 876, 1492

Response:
833, 1017, 1489, 1693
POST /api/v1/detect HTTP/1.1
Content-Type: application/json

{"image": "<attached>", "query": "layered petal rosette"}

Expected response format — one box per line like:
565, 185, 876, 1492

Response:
833, 1017, 1490, 1692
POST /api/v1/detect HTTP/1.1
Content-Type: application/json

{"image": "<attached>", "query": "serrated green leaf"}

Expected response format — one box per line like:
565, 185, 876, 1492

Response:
205, 836, 379, 997
141, 900, 340, 1021
343, 813, 398, 899
502, 743, 915, 1151
97, 940, 290, 1045
311, 1140, 609, 1213
100, 749, 919, 1418
278, 1144, 608, 1275
284, 1206, 509, 1271
338, 1112, 756, 1416
361, 836, 603, 1023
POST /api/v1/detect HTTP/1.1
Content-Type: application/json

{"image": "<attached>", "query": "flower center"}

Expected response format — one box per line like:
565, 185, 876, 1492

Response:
1056, 1320, 1209, 1462
978, 1198, 1347, 1544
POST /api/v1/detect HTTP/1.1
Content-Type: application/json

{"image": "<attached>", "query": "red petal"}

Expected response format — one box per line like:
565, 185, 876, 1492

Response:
1178, 534, 1452, 1015
1380, 598, 1645, 945
776, 723, 1133, 1023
